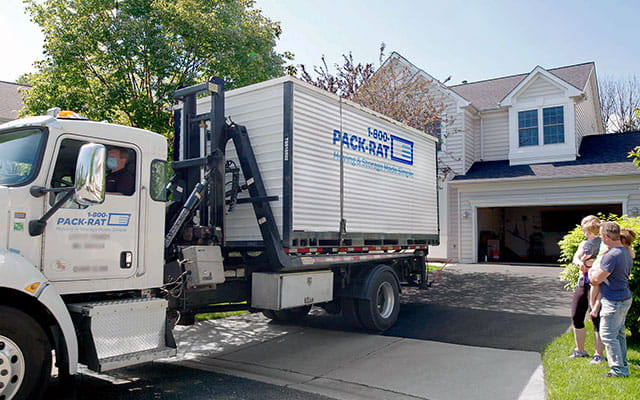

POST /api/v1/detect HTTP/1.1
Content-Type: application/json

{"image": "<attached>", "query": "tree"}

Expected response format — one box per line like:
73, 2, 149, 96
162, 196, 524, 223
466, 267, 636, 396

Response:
599, 75, 640, 133
299, 44, 456, 178
299, 44, 446, 138
20, 0, 291, 135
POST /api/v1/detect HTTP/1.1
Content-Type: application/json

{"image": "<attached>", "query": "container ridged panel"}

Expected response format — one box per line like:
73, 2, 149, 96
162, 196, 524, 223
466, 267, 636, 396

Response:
291, 85, 342, 233
199, 84, 285, 242
194, 77, 439, 246
338, 103, 438, 235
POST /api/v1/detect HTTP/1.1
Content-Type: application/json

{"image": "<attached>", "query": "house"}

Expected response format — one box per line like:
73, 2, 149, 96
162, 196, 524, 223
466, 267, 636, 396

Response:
0, 81, 29, 123
382, 53, 640, 264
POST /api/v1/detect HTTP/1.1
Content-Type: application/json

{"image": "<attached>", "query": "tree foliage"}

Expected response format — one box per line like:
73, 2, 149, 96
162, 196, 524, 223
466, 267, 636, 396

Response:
20, 0, 291, 135
559, 214, 640, 339
299, 44, 447, 139
599, 75, 640, 133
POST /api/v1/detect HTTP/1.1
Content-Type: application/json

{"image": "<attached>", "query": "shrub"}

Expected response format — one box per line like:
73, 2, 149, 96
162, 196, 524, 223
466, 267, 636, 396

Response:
558, 214, 640, 339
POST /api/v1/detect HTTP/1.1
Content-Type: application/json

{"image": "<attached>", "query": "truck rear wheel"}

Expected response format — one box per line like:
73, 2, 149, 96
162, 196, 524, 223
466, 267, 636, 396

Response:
356, 268, 400, 331
0, 306, 52, 400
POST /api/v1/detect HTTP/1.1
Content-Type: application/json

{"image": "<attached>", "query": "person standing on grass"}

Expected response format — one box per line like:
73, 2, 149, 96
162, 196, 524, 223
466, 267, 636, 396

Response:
590, 228, 636, 320
568, 215, 604, 363
589, 221, 633, 377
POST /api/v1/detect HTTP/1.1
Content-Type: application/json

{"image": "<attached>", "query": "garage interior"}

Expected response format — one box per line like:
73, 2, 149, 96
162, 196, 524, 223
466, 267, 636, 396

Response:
477, 204, 622, 264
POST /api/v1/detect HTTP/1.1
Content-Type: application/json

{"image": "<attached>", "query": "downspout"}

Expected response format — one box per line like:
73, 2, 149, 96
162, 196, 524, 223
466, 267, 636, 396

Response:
480, 115, 484, 161
461, 115, 466, 173
457, 190, 462, 262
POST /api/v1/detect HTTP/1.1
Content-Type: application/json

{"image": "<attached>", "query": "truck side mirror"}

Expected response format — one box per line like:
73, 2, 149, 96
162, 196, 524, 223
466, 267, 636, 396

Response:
75, 143, 106, 206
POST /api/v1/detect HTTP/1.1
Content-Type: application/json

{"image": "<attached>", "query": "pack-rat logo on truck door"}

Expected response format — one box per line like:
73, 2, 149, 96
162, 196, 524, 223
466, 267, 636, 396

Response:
55, 212, 131, 229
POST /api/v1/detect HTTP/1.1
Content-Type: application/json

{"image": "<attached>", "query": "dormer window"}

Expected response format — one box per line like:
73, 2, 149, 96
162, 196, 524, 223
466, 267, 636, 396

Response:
543, 106, 564, 144
517, 106, 565, 148
518, 110, 539, 146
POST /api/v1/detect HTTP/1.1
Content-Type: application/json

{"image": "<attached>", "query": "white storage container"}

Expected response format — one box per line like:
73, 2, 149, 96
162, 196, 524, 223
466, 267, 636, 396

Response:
194, 76, 439, 248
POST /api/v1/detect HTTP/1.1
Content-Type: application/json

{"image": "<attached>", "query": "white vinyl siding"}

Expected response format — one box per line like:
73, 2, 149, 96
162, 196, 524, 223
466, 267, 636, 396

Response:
481, 111, 509, 161
451, 176, 640, 262
516, 76, 564, 103
575, 75, 601, 150
463, 110, 478, 171
439, 98, 465, 175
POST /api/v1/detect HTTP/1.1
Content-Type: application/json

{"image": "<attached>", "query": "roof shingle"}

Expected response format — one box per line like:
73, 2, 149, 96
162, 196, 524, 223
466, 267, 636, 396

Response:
452, 131, 640, 182
448, 62, 594, 111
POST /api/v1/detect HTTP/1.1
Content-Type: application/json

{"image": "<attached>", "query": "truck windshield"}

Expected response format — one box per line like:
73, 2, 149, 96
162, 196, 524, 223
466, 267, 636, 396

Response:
0, 128, 47, 186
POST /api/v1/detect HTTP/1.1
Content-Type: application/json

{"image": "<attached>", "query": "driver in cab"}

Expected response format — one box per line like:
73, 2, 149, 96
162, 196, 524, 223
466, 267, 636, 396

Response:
106, 147, 134, 196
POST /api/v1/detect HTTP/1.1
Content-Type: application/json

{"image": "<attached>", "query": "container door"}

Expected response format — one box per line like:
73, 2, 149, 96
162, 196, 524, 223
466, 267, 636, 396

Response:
42, 137, 140, 281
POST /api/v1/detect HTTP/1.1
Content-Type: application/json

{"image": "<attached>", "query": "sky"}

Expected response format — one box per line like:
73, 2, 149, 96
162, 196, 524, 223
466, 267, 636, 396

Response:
0, 0, 638, 85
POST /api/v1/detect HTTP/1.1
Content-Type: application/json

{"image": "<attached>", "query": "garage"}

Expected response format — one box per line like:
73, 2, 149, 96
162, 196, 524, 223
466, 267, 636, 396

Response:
477, 204, 622, 264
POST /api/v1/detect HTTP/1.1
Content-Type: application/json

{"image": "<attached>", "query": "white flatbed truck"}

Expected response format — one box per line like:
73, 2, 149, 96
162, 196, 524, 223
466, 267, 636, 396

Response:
0, 76, 438, 400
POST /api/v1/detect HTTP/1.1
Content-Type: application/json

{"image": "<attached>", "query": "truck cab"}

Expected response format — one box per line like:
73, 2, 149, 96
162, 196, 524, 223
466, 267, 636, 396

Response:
1, 114, 167, 293
0, 113, 173, 400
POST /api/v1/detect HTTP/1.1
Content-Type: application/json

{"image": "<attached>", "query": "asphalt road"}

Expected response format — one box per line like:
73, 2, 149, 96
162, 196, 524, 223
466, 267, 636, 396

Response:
45, 263, 573, 400
45, 363, 335, 400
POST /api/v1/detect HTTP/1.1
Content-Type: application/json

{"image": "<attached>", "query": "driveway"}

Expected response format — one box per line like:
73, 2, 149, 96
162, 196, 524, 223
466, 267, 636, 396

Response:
46, 263, 573, 400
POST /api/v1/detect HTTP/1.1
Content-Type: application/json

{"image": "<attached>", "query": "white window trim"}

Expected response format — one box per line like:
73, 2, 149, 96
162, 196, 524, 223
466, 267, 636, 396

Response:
517, 105, 565, 147
503, 69, 582, 166
508, 100, 576, 166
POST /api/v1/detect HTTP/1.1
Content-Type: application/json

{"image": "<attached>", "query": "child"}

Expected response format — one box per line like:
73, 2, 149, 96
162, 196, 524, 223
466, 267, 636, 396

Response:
569, 215, 603, 361
575, 216, 602, 287
590, 227, 636, 319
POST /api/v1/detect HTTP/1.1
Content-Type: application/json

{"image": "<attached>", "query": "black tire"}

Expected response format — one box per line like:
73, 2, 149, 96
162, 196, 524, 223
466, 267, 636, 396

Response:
261, 310, 278, 320
356, 269, 400, 331
319, 301, 341, 315
340, 297, 363, 328
263, 306, 311, 322
0, 306, 52, 400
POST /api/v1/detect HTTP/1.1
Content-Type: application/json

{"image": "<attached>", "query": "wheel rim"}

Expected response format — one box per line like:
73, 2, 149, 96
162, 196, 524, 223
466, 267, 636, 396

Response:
376, 281, 395, 319
0, 336, 25, 400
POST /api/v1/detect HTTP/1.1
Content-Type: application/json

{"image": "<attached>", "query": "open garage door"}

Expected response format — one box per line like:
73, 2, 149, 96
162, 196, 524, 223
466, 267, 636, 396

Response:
477, 204, 622, 264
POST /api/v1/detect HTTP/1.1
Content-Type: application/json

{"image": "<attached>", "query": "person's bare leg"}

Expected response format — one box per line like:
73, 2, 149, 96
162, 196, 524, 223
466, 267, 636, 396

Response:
574, 327, 586, 352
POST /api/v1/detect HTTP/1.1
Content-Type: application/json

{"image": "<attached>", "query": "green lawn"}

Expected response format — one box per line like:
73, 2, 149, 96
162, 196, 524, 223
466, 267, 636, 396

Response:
195, 302, 249, 321
426, 263, 444, 272
196, 310, 248, 320
543, 321, 640, 399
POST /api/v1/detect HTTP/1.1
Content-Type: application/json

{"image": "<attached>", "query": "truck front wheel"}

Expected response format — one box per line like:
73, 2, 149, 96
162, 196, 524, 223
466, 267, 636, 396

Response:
0, 306, 52, 400
356, 269, 400, 331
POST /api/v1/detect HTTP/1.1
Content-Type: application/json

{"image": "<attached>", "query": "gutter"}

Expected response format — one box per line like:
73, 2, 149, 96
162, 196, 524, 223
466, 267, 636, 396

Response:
449, 172, 640, 186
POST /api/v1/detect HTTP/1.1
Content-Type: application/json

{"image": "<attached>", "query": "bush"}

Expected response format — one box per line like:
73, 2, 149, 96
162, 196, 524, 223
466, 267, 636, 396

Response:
559, 214, 640, 339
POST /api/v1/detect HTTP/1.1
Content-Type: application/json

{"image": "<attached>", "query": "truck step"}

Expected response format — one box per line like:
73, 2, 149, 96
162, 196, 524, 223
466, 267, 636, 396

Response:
68, 298, 176, 372
98, 347, 177, 372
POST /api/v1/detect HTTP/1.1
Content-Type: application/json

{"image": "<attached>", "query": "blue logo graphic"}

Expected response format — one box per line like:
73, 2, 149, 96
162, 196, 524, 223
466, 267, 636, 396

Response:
390, 135, 414, 165
108, 213, 131, 226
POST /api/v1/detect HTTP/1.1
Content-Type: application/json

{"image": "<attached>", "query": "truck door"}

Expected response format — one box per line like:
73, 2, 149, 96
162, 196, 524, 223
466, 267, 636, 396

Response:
42, 137, 141, 281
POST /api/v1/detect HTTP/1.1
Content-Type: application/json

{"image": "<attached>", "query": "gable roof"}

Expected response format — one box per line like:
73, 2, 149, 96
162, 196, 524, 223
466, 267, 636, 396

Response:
379, 52, 472, 109
0, 81, 29, 122
452, 131, 640, 182
448, 62, 594, 111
